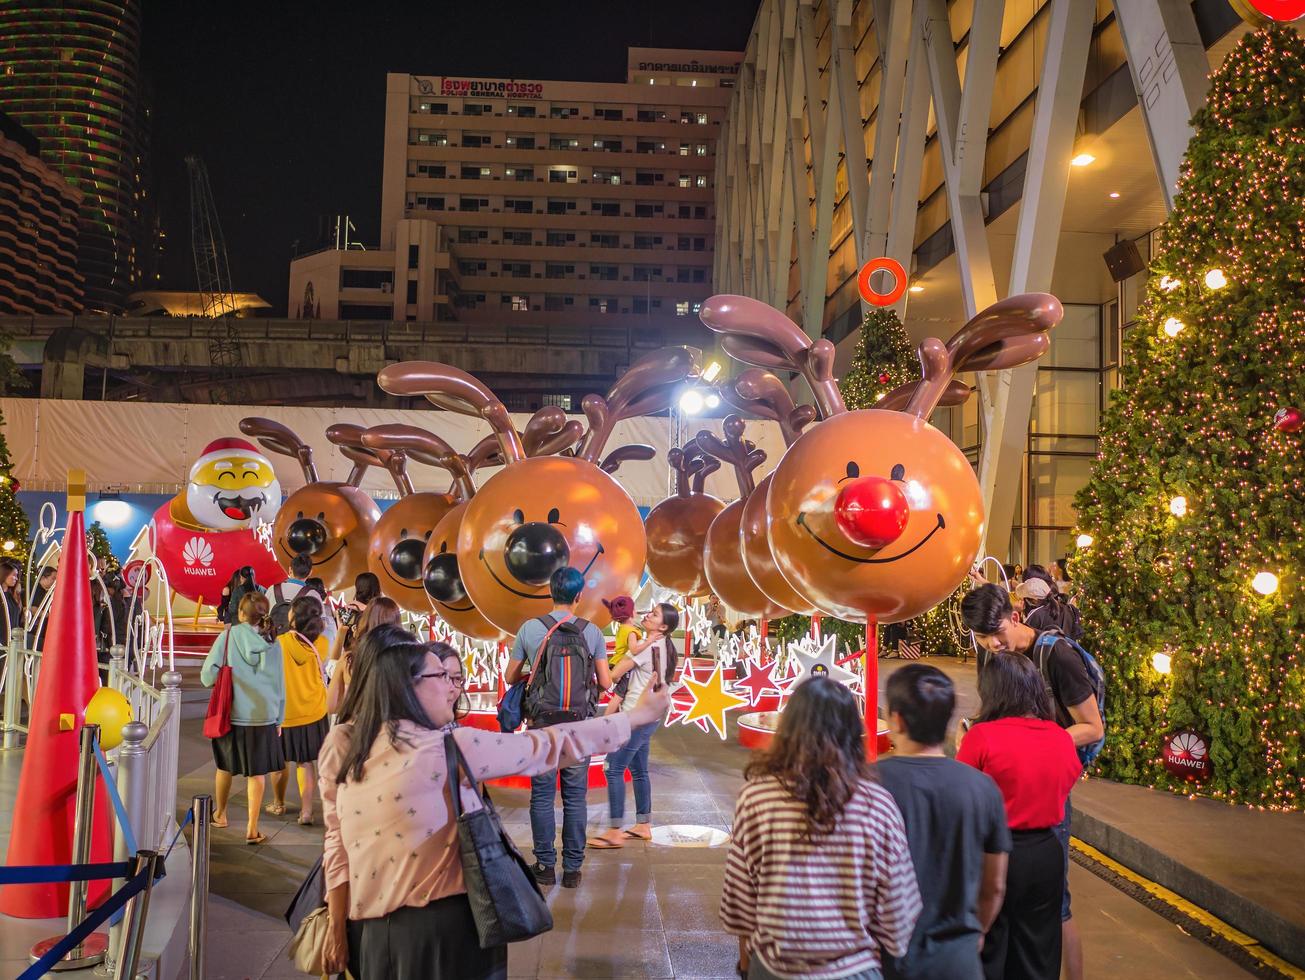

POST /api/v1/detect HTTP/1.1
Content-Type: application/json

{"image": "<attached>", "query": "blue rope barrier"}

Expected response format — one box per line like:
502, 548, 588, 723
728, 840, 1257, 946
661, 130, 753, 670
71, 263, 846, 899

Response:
92, 743, 137, 857
19, 866, 150, 980
163, 807, 193, 860
0, 861, 132, 886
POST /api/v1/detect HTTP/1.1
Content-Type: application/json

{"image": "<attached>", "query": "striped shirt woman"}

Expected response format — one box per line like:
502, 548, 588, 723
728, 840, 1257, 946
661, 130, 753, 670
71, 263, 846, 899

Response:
721, 678, 921, 979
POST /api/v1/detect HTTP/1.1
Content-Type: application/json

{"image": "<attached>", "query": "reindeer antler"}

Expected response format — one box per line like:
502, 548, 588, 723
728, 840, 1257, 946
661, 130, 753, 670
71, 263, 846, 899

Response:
600, 444, 656, 475
521, 406, 585, 457
325, 423, 390, 489
699, 296, 845, 419
377, 361, 525, 465
724, 369, 820, 447
892, 293, 1062, 419
577, 346, 701, 463
683, 441, 720, 493
695, 415, 766, 499
240, 417, 317, 484
362, 424, 475, 501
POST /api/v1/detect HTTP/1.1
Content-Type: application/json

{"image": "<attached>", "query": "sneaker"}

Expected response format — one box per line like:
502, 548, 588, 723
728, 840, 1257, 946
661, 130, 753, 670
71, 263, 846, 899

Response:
561, 869, 582, 889
530, 862, 556, 886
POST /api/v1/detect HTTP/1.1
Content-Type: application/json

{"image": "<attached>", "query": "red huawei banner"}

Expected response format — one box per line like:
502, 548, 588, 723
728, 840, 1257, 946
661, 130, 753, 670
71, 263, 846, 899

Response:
1162, 730, 1213, 783
1229, 0, 1305, 23
151, 502, 286, 604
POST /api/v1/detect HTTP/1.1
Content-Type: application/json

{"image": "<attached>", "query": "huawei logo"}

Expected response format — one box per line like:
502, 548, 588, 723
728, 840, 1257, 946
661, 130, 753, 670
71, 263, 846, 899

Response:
182, 537, 214, 568
1170, 732, 1207, 760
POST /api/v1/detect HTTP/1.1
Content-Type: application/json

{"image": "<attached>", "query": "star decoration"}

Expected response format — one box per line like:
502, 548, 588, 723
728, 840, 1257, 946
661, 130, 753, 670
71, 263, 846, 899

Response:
733, 656, 781, 708
677, 663, 749, 739
789, 634, 859, 687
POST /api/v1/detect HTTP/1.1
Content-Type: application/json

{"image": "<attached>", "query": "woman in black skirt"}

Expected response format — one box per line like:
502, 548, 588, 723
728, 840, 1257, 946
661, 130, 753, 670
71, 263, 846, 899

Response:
200, 592, 285, 844
268, 593, 331, 823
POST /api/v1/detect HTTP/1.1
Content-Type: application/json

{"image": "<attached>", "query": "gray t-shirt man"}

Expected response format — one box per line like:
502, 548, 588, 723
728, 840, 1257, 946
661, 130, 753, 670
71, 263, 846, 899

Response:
509, 612, 609, 674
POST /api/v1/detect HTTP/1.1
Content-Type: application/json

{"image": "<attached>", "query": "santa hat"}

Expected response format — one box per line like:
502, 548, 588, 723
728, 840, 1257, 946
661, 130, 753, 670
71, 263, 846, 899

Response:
189, 437, 267, 477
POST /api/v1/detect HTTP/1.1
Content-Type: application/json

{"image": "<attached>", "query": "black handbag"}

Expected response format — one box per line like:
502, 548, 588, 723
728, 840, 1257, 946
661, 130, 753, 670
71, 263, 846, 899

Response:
283, 852, 325, 932
444, 732, 554, 948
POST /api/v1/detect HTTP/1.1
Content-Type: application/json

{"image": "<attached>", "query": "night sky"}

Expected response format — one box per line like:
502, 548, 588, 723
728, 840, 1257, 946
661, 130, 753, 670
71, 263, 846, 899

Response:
141, 0, 761, 314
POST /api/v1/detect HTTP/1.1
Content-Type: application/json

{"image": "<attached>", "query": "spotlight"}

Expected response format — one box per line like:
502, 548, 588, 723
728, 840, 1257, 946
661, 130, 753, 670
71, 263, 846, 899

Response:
704, 393, 721, 409
701, 360, 722, 383
1152, 652, 1172, 675
1108, 192, 1121, 199
93, 499, 131, 527
1252, 572, 1279, 596
1204, 268, 1227, 289
678, 389, 706, 415
1070, 152, 1096, 167
1169, 496, 1187, 518
1075, 533, 1094, 549
1163, 317, 1185, 338
1158, 276, 1181, 292
908, 283, 925, 294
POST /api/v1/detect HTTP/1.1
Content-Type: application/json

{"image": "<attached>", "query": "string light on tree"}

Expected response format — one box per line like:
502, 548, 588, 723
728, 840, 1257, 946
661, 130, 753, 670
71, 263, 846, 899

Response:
1152, 652, 1173, 675
1169, 496, 1188, 517
1164, 317, 1186, 337
1159, 276, 1182, 292
1075, 533, 1094, 548
1252, 572, 1280, 596
1204, 268, 1229, 289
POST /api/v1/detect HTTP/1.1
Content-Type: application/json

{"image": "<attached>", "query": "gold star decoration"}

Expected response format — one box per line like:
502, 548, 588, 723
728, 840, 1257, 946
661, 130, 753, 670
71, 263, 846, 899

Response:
678, 663, 749, 740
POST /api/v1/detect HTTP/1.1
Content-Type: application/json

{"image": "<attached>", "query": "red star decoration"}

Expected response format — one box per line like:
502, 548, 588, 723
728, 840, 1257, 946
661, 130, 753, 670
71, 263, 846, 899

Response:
734, 658, 781, 708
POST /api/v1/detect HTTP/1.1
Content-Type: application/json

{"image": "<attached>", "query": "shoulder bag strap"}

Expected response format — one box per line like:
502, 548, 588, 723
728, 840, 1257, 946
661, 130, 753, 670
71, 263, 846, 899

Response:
532, 616, 566, 676
443, 731, 479, 819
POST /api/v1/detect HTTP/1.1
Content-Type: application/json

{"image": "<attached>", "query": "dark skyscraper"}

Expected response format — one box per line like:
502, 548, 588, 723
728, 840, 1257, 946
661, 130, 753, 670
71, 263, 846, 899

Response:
0, 0, 148, 312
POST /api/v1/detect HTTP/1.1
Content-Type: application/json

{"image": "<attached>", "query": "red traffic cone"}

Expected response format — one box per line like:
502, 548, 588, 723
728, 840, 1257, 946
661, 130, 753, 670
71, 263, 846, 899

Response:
0, 474, 113, 917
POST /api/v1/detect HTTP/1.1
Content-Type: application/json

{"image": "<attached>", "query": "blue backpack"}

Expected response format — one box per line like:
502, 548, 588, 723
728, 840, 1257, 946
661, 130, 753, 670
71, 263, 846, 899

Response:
1032, 630, 1106, 766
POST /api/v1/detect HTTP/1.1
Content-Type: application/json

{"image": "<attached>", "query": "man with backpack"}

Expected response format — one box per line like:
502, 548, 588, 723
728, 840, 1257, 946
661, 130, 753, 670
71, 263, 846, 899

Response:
960, 584, 1105, 980
266, 554, 312, 636
504, 566, 611, 889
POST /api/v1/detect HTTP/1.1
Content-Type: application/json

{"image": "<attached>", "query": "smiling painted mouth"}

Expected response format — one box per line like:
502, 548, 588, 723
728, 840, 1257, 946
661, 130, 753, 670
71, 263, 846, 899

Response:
479, 549, 552, 600
796, 511, 945, 564
379, 561, 422, 592
278, 538, 347, 567
437, 599, 477, 613
214, 491, 267, 520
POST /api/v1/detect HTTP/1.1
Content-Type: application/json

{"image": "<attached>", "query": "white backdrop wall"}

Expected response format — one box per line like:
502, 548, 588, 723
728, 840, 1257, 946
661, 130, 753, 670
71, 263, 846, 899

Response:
0, 399, 787, 508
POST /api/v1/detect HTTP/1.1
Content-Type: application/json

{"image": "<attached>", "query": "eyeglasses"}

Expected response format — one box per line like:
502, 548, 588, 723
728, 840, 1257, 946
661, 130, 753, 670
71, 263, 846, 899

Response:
416, 670, 450, 683
417, 669, 466, 688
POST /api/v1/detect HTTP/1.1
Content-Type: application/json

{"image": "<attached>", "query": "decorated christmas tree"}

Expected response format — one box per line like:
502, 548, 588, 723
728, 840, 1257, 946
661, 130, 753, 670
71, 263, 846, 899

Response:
87, 522, 119, 573
0, 408, 30, 566
842, 307, 918, 410
1071, 26, 1305, 809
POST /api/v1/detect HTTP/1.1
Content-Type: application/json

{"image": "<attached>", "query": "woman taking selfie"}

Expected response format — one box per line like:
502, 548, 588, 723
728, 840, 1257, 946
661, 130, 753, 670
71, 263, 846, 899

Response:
326, 595, 401, 714
318, 629, 671, 978
721, 677, 921, 979
957, 653, 1080, 980
588, 601, 679, 849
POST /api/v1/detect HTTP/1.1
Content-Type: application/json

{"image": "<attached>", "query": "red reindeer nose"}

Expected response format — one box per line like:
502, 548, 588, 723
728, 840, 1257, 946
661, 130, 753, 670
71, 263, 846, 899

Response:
834, 476, 910, 549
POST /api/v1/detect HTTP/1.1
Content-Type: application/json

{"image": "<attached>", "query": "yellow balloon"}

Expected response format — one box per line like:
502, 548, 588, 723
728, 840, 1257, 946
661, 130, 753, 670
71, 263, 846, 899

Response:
85, 687, 132, 750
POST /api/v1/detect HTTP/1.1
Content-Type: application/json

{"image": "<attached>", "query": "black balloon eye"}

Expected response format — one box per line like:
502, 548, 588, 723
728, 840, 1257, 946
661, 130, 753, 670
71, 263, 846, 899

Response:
840, 461, 860, 483
547, 507, 560, 524
512, 509, 525, 525
890, 463, 905, 481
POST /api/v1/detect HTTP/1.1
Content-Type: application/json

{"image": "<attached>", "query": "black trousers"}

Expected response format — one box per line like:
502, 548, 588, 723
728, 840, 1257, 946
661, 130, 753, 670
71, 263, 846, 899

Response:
347, 894, 507, 980
982, 828, 1064, 980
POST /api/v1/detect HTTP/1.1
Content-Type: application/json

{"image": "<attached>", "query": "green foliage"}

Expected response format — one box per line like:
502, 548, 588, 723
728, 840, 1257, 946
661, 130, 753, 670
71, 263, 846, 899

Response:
1071, 27, 1305, 809
87, 521, 119, 572
842, 307, 918, 410
0, 408, 29, 565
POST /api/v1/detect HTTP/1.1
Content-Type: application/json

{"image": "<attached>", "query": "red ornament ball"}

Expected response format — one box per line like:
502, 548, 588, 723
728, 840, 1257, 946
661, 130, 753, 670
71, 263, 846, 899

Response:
833, 476, 910, 549
1273, 406, 1303, 433
877, 372, 891, 385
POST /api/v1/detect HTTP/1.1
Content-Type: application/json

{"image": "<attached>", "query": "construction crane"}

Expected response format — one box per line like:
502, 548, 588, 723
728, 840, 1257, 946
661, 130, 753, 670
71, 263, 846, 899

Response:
185, 155, 242, 369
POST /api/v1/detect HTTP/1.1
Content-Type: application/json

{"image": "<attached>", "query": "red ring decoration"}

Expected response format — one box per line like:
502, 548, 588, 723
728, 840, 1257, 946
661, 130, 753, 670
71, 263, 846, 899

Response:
857, 257, 908, 307
1229, 0, 1305, 23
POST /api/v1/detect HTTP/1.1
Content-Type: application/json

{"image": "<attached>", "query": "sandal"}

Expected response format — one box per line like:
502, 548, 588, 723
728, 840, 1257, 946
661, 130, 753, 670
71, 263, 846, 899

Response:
245, 832, 268, 845
297, 814, 315, 827
211, 815, 229, 829
264, 802, 286, 816
622, 825, 653, 841
587, 833, 625, 849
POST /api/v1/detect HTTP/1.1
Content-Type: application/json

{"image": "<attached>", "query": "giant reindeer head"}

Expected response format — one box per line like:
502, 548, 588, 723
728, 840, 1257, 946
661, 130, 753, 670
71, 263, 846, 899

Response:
416, 408, 582, 642
379, 347, 699, 632
644, 440, 724, 597
359, 424, 472, 614
694, 416, 790, 620
700, 293, 1060, 622
238, 418, 384, 591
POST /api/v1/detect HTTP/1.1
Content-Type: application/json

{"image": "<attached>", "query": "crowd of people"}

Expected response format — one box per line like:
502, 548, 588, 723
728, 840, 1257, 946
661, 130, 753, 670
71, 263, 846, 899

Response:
188, 550, 1102, 980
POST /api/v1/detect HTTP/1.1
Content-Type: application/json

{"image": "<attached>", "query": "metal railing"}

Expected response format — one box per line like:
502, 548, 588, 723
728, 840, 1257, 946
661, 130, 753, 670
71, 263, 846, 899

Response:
0, 641, 42, 747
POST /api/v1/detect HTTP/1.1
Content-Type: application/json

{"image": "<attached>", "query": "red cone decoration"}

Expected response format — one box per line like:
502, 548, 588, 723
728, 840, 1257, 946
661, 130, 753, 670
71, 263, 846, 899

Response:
0, 480, 113, 917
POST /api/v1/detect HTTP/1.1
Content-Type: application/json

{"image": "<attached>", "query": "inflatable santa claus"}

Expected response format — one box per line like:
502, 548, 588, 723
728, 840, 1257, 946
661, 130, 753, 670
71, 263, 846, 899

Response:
151, 437, 286, 603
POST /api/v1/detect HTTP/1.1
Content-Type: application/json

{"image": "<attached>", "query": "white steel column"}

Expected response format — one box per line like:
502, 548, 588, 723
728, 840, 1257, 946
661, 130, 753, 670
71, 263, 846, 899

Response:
1111, 0, 1211, 211
978, 0, 1096, 559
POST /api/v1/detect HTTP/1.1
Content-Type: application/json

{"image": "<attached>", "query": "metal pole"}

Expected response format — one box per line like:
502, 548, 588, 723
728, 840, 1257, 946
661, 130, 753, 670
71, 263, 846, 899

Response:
2, 641, 20, 748
107, 643, 127, 693
157, 671, 183, 848
188, 796, 212, 980
102, 720, 147, 977
113, 850, 160, 980
28, 724, 109, 969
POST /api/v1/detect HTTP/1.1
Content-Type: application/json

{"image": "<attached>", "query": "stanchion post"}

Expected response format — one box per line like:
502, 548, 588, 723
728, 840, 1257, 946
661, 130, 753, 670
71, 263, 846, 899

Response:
102, 720, 147, 977
2, 641, 20, 749
28, 723, 110, 968
188, 796, 212, 980
865, 615, 879, 762
157, 671, 184, 842
113, 850, 160, 980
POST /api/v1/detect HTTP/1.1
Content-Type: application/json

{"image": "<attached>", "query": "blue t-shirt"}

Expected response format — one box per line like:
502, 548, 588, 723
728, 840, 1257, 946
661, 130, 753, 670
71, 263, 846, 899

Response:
509, 612, 608, 671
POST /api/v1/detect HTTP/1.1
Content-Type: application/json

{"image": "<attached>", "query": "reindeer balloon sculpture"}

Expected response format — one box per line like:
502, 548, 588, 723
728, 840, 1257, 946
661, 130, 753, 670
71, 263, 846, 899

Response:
379, 346, 699, 633
700, 292, 1062, 753
239, 418, 385, 591
644, 441, 723, 597
695, 417, 790, 621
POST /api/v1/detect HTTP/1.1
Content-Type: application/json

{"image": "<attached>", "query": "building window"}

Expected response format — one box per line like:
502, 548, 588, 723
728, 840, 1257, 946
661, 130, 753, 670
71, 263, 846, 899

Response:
505, 198, 532, 213
462, 133, 491, 147
460, 165, 483, 180
546, 231, 576, 246
502, 262, 531, 278
595, 138, 623, 152
594, 169, 621, 185
408, 245, 419, 270
549, 105, 579, 118
516, 136, 536, 149
633, 297, 649, 314
695, 144, 708, 156
462, 103, 493, 116
679, 144, 691, 156
547, 199, 576, 215
590, 232, 619, 248
633, 266, 662, 281
459, 197, 489, 212
549, 169, 578, 183
545, 263, 575, 278
458, 228, 489, 243
412, 130, 449, 145
594, 201, 621, 217
406, 280, 418, 303
596, 107, 623, 121
544, 295, 568, 311
504, 230, 533, 245
416, 101, 448, 114
589, 297, 617, 313
697, 112, 708, 125
680, 111, 695, 124
507, 295, 530, 311
511, 166, 535, 181
694, 205, 707, 219
635, 171, 661, 186
634, 234, 663, 249
458, 261, 487, 275
413, 194, 444, 210
340, 269, 394, 290
637, 109, 656, 122
677, 176, 692, 189
590, 264, 618, 280
635, 202, 663, 218
695, 175, 708, 188
636, 140, 658, 154
675, 301, 690, 316
511, 104, 537, 118
415, 162, 446, 178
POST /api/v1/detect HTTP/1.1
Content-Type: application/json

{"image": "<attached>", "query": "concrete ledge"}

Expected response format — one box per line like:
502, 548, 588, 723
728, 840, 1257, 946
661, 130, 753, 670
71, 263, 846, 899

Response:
1072, 780, 1305, 969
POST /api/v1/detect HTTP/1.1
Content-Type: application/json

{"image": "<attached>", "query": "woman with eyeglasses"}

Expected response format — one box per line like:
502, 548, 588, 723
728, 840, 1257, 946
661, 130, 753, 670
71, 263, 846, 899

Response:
318, 626, 672, 978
